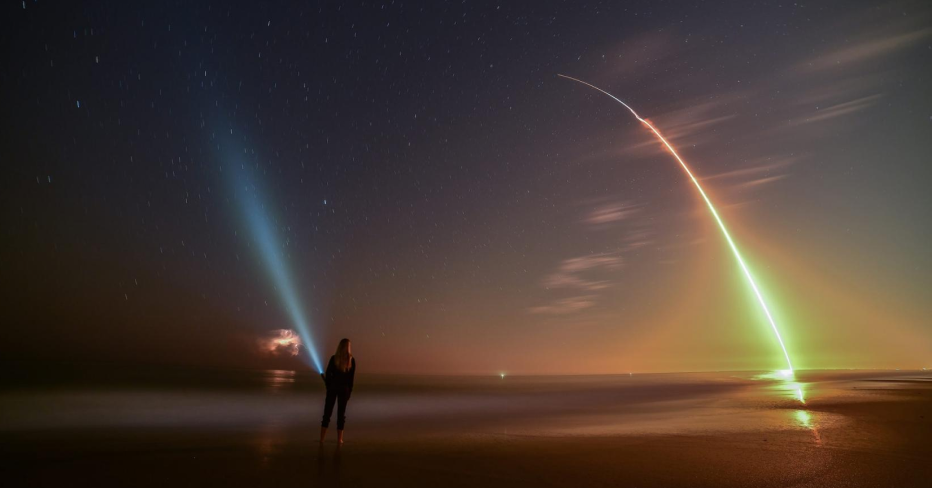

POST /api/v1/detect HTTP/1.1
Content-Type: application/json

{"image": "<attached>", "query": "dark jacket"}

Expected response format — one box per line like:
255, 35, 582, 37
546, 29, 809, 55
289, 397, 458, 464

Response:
324, 355, 356, 392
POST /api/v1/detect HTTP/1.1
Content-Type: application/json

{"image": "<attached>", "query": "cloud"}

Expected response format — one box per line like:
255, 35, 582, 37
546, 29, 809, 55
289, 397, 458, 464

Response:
559, 254, 623, 273
583, 201, 642, 225
601, 31, 680, 81
533, 196, 660, 317
793, 94, 883, 125
529, 296, 597, 315
730, 174, 789, 191
621, 228, 654, 249
259, 329, 303, 357
703, 156, 799, 193
654, 112, 738, 143
619, 98, 742, 155
789, 73, 886, 107
533, 253, 623, 315
703, 156, 798, 182
794, 27, 932, 73
543, 253, 623, 292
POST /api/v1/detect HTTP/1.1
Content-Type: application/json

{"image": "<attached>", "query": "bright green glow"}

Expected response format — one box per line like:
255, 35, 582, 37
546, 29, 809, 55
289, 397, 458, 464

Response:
794, 409, 813, 428
559, 74, 794, 373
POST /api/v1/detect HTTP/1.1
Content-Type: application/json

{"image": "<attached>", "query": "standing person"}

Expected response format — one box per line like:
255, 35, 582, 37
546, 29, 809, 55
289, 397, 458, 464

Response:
320, 338, 355, 445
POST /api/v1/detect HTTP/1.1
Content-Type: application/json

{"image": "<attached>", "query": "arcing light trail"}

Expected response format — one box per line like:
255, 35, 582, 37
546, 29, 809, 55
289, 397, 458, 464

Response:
558, 74, 795, 374
225, 141, 324, 373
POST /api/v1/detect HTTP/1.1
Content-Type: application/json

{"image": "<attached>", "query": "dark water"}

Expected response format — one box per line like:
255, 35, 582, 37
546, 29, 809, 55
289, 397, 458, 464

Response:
2, 364, 925, 437
4, 365, 932, 488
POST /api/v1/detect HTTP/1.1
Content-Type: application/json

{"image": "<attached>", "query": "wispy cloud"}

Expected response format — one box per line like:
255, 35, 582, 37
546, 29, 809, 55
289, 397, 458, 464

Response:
794, 27, 932, 73
730, 174, 789, 191
794, 94, 883, 125
620, 98, 742, 155
621, 228, 654, 249
601, 31, 680, 81
583, 201, 641, 226
703, 156, 797, 182
532, 198, 656, 316
543, 253, 623, 292
529, 296, 597, 315
703, 156, 799, 193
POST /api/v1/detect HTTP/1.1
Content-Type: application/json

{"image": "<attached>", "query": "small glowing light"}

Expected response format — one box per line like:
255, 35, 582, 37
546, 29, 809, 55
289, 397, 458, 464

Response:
500, 373, 505, 379
778, 369, 794, 378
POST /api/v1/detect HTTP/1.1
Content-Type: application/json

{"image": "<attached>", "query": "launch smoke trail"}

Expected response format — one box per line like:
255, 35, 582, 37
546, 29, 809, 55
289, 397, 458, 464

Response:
558, 74, 795, 373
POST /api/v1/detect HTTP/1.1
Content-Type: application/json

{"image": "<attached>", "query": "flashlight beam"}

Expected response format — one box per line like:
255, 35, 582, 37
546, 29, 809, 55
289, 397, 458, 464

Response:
230, 160, 324, 374
558, 73, 794, 373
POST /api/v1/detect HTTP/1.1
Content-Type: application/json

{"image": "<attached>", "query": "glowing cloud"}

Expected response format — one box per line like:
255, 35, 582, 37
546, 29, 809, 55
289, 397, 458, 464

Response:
261, 329, 303, 357
559, 74, 795, 373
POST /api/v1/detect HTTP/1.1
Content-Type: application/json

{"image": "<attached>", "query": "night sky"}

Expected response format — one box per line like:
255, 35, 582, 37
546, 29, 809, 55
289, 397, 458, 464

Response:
2, 1, 930, 374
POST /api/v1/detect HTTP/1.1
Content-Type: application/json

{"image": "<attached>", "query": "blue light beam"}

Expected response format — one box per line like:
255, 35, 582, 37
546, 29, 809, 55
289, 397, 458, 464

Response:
227, 153, 323, 373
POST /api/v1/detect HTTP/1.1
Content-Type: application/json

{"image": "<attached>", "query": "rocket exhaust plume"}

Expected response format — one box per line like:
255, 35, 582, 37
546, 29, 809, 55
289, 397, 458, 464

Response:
558, 74, 794, 373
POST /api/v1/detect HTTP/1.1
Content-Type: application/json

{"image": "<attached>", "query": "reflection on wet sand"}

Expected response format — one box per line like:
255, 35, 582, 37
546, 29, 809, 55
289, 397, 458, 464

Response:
755, 370, 825, 447
794, 409, 823, 446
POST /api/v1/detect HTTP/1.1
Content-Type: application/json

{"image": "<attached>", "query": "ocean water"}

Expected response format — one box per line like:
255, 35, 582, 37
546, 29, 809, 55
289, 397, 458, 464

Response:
1, 366, 922, 439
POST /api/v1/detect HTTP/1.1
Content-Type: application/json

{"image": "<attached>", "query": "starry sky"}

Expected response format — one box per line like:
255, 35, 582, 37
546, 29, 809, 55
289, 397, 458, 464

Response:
2, 0, 930, 374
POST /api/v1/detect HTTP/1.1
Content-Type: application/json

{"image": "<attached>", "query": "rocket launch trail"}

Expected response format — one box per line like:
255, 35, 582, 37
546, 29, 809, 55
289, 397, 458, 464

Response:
558, 74, 795, 373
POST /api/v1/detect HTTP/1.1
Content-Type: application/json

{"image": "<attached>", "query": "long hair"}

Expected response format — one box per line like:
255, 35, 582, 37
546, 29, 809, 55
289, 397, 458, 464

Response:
333, 338, 353, 372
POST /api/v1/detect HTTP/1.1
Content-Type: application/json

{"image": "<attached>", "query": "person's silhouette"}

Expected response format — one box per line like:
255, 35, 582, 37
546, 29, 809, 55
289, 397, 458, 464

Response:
320, 338, 355, 445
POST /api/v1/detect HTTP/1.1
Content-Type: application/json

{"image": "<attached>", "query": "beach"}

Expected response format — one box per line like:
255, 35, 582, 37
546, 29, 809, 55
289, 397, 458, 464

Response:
2, 369, 930, 487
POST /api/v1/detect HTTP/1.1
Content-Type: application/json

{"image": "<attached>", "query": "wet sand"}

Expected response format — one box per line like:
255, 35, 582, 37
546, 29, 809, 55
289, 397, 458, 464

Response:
2, 370, 930, 487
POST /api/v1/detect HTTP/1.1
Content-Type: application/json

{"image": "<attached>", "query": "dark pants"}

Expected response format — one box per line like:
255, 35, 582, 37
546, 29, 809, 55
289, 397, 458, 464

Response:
321, 388, 350, 430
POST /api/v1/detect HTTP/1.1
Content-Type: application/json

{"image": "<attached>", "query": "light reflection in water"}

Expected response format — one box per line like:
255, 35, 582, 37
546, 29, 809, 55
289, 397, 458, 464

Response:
779, 381, 807, 404
755, 370, 808, 404
263, 369, 296, 393
794, 409, 823, 446
794, 409, 813, 428
755, 370, 823, 447
754, 370, 808, 405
